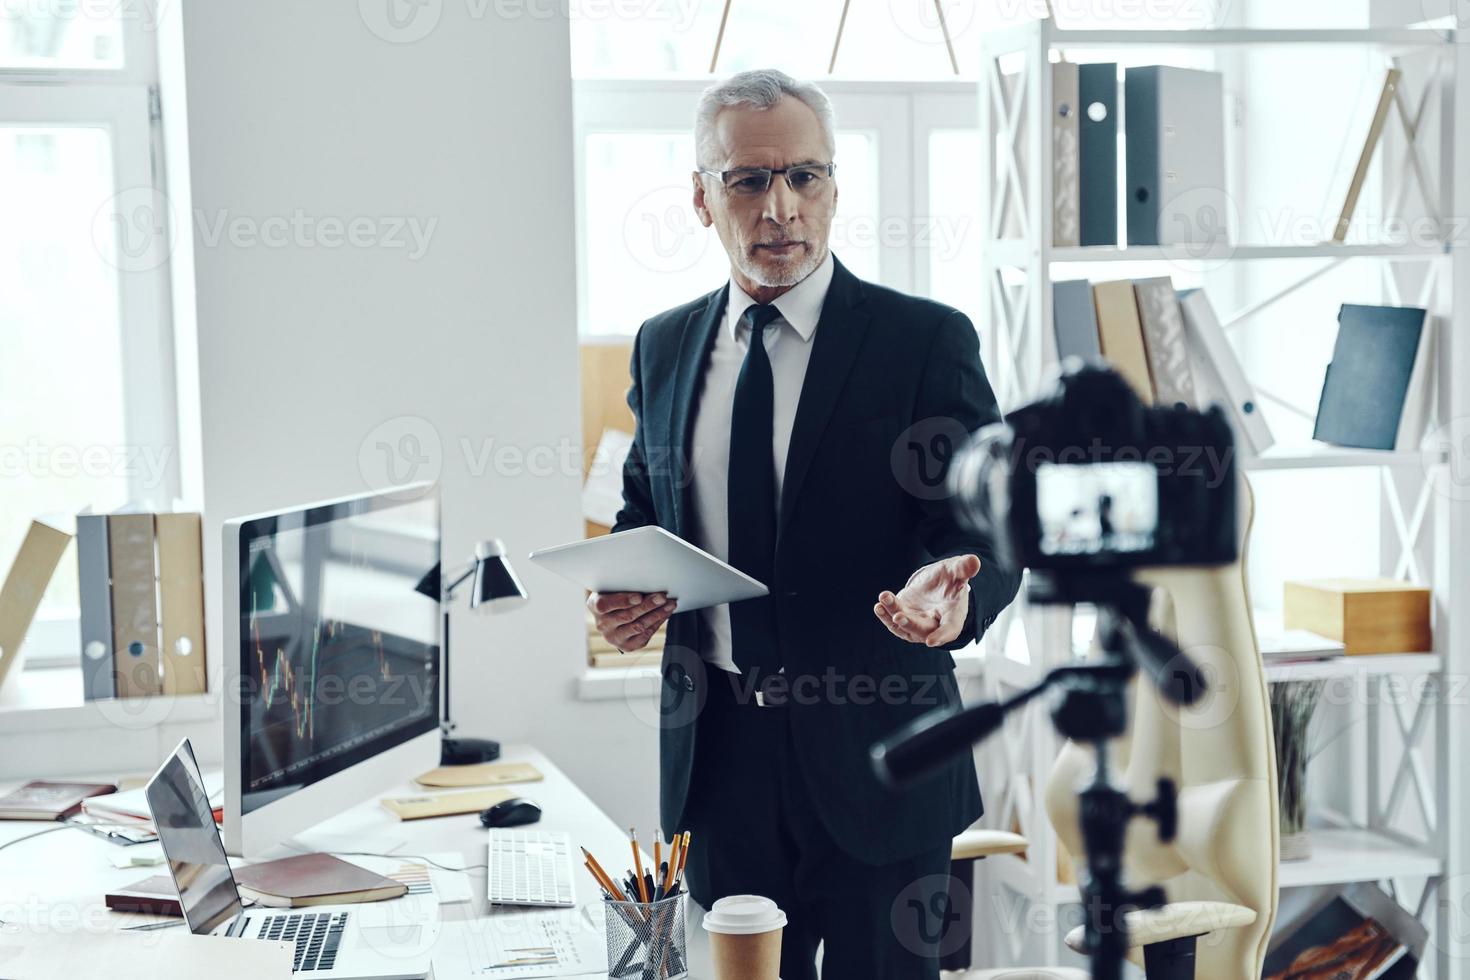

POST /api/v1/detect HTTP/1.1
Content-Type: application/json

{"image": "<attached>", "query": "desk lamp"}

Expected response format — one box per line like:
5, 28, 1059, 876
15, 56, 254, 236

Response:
416, 539, 527, 766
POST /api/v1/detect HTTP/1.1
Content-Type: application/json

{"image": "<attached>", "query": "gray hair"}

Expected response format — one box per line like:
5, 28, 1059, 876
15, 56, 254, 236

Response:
694, 69, 837, 170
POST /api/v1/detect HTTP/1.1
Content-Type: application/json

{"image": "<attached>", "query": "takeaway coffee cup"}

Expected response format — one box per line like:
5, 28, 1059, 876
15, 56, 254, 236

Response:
702, 894, 786, 980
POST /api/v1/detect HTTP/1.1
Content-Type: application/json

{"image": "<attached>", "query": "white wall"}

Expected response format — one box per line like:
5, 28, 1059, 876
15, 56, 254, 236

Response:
179, 0, 659, 829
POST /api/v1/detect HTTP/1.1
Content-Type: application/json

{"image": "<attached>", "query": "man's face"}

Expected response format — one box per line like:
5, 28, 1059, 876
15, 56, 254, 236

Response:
692, 95, 837, 290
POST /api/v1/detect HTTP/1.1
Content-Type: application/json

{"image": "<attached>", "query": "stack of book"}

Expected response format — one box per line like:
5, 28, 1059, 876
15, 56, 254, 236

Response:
1052, 277, 1274, 455
77, 510, 207, 701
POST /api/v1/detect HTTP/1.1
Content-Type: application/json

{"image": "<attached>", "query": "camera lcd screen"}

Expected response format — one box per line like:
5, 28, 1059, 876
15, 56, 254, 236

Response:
1037, 461, 1158, 557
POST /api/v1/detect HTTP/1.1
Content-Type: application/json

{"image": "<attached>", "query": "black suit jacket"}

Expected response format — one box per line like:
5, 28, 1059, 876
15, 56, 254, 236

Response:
613, 256, 1021, 866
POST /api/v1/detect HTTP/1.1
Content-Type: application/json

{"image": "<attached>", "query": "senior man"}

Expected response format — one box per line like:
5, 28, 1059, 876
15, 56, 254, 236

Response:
588, 69, 1020, 979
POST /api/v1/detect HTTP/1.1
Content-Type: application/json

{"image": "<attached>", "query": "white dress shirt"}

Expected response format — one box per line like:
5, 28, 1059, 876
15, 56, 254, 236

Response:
686, 251, 836, 674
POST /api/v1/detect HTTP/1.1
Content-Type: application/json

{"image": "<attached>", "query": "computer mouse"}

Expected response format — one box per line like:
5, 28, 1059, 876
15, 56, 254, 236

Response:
480, 797, 542, 828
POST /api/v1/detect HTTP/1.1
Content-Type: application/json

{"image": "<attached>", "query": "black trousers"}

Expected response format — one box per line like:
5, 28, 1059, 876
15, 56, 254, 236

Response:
680, 670, 953, 980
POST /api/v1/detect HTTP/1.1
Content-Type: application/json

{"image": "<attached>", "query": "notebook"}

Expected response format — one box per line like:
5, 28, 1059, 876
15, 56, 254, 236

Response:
0, 780, 116, 821
233, 852, 408, 908
1313, 304, 1431, 451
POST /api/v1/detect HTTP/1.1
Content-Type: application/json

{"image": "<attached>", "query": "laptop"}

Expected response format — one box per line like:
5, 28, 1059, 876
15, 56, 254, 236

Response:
145, 739, 438, 979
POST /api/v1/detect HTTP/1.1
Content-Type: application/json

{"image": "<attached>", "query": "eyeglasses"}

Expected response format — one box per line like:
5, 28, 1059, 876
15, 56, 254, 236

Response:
697, 162, 836, 197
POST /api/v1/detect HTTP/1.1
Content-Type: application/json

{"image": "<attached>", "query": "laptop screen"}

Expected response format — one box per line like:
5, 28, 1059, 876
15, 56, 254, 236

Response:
145, 739, 244, 936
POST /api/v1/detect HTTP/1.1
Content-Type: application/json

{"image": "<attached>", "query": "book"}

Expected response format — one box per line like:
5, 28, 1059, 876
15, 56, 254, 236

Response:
1091, 280, 1154, 402
105, 875, 182, 917
1332, 69, 1402, 243
1177, 289, 1275, 455
108, 513, 161, 698
1313, 304, 1430, 451
0, 517, 73, 693
76, 512, 116, 700
1078, 62, 1118, 247
1052, 280, 1102, 364
1264, 882, 1424, 978
0, 780, 116, 820
1124, 66, 1227, 247
1052, 60, 1080, 248
1133, 277, 1197, 409
234, 853, 408, 908
415, 761, 544, 789
381, 787, 514, 821
155, 512, 207, 696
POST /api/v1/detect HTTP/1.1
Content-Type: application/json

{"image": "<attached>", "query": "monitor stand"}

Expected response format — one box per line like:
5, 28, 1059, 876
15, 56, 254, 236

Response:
441, 736, 501, 766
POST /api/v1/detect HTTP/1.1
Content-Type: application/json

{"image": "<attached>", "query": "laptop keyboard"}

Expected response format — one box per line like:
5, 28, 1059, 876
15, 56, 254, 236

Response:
486, 829, 575, 907
261, 910, 350, 973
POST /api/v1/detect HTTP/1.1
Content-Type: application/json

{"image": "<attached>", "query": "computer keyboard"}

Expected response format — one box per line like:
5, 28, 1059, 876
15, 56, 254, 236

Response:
261, 910, 349, 973
486, 829, 576, 907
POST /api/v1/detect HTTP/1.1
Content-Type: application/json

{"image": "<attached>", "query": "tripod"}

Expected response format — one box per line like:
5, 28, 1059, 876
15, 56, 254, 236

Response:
873, 573, 1206, 980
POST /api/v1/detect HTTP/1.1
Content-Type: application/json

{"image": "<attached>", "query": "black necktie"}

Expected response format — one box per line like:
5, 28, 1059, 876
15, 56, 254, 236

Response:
727, 304, 783, 677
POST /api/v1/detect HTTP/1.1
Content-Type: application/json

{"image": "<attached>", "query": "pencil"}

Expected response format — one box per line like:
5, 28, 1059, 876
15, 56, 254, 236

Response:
654, 831, 662, 879
678, 831, 691, 876
662, 833, 682, 895
582, 847, 629, 903
630, 828, 650, 903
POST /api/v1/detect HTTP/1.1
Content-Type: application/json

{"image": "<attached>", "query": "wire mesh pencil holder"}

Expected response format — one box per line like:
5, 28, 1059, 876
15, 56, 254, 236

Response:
604, 893, 688, 980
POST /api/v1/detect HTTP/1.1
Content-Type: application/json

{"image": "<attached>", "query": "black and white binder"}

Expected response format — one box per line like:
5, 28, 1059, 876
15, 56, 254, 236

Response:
1178, 289, 1274, 456
1078, 62, 1117, 247
76, 512, 116, 701
1125, 66, 1227, 248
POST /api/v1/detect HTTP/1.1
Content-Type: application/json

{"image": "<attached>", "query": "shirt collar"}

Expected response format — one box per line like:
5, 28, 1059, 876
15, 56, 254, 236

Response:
725, 250, 835, 344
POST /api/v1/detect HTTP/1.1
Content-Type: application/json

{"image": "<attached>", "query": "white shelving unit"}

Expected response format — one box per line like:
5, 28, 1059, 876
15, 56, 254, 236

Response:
970, 19, 1470, 977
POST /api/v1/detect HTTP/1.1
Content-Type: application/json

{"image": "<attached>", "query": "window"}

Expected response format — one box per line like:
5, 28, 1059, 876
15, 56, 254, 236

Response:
574, 81, 981, 335
1, 5, 181, 665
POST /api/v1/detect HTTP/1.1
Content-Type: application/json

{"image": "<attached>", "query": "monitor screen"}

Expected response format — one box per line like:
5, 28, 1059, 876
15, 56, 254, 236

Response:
146, 740, 243, 936
236, 492, 440, 816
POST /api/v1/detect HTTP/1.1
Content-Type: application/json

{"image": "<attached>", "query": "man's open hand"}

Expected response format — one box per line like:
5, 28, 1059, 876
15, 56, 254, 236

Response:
874, 554, 981, 648
587, 591, 677, 653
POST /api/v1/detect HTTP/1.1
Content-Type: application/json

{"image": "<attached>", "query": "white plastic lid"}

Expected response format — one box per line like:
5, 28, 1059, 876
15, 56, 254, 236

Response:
701, 895, 787, 936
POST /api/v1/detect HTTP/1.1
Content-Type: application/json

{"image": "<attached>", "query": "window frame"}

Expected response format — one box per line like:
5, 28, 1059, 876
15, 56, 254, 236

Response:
571, 78, 978, 336
2, 12, 182, 668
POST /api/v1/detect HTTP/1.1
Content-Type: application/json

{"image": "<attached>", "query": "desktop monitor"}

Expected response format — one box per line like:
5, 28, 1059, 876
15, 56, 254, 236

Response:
222, 484, 441, 856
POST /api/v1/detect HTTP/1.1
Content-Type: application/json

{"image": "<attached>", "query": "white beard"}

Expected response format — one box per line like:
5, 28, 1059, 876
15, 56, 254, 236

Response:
736, 243, 825, 288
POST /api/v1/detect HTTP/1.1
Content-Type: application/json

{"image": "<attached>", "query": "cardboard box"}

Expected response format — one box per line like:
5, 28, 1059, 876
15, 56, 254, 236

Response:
1283, 578, 1431, 655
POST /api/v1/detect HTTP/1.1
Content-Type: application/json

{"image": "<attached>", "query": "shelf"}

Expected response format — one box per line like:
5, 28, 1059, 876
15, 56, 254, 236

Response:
1277, 828, 1442, 888
1265, 653, 1440, 682
1244, 446, 1436, 471
1045, 28, 1455, 47
986, 241, 1447, 266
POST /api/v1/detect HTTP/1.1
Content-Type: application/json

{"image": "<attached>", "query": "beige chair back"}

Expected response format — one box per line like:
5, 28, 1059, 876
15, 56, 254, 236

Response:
1044, 475, 1279, 978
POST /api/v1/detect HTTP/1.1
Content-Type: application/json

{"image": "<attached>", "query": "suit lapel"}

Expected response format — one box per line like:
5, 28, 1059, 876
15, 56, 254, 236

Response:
778, 257, 870, 544
666, 285, 726, 539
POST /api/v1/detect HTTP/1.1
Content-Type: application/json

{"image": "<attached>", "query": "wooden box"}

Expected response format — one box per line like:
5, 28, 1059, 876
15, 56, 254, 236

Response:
1283, 578, 1431, 655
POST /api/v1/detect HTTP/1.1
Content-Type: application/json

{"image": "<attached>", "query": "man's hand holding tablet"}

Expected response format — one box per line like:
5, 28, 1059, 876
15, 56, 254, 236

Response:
587, 591, 677, 652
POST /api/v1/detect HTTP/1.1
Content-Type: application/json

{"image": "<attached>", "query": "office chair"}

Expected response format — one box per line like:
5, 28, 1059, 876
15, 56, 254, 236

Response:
951, 475, 1279, 979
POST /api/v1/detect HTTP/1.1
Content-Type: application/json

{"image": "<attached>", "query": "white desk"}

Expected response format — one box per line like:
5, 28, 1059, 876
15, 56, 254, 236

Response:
0, 744, 713, 979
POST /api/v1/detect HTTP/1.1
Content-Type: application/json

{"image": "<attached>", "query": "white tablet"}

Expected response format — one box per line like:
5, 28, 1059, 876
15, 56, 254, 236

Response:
527, 526, 768, 612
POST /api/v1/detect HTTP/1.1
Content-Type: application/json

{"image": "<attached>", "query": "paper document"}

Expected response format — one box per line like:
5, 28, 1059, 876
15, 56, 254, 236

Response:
350, 852, 476, 906
431, 906, 606, 978
582, 429, 634, 527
